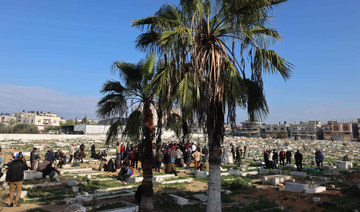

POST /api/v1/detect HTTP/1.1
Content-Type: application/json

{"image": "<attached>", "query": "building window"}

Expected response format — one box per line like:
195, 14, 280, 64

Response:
54, 120, 57, 124
38, 120, 41, 123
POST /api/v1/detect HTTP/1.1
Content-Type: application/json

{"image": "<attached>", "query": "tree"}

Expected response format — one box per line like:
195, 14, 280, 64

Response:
97, 55, 157, 211
134, 1, 293, 211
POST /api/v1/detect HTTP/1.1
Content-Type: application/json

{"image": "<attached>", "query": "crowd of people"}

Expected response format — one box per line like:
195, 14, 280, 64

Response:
262, 148, 324, 172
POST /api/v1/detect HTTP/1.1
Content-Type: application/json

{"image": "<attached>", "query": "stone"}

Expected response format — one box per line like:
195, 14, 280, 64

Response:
289, 171, 307, 177
64, 203, 86, 212
65, 198, 76, 205
76, 194, 93, 202
262, 175, 292, 185
228, 169, 241, 176
334, 161, 353, 170
67, 179, 79, 186
195, 171, 208, 178
272, 169, 282, 174
305, 186, 326, 194
101, 206, 139, 212
72, 186, 79, 193
285, 164, 296, 169
169, 194, 188, 206
259, 168, 269, 174
313, 197, 320, 202
23, 170, 42, 180
193, 194, 208, 202
127, 177, 143, 183
284, 182, 306, 193
161, 178, 193, 185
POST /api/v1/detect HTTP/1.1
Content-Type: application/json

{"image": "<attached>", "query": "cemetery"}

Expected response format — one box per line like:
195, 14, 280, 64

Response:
0, 134, 360, 212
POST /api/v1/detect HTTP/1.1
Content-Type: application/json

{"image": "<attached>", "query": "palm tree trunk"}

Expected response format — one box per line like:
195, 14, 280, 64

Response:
181, 110, 188, 142
156, 101, 163, 147
206, 100, 224, 212
140, 100, 154, 211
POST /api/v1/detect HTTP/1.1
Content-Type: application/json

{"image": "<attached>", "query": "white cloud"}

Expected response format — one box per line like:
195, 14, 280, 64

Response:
0, 85, 99, 119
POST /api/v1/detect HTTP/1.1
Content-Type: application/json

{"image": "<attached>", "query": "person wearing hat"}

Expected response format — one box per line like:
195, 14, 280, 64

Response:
6, 152, 29, 207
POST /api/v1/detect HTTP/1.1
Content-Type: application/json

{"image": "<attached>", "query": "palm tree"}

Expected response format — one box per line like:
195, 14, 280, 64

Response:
97, 55, 157, 211
134, 1, 293, 211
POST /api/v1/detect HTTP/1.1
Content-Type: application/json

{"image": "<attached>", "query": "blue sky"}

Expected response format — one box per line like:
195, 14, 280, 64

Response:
0, 0, 359, 123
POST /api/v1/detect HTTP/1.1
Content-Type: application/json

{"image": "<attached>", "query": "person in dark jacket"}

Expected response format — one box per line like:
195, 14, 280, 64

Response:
315, 150, 324, 170
91, 144, 96, 158
272, 149, 279, 169
6, 152, 29, 207
42, 162, 60, 179
45, 148, 55, 164
286, 149, 292, 164
295, 150, 303, 171
30, 147, 38, 167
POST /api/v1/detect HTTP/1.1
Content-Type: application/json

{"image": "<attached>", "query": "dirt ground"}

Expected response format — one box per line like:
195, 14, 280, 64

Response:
231, 188, 341, 212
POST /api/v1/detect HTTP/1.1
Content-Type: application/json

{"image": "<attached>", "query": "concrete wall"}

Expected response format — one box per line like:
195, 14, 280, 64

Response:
0, 134, 106, 141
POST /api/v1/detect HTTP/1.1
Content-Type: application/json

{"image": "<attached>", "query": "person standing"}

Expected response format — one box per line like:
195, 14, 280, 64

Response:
30, 147, 38, 167
184, 148, 192, 169
116, 142, 121, 160
6, 153, 29, 207
286, 149, 292, 164
315, 150, 323, 170
272, 149, 278, 169
192, 149, 204, 170
133, 147, 139, 169
268, 150, 273, 169
91, 144, 96, 158
175, 147, 183, 167
68, 144, 75, 163
155, 148, 163, 173
279, 149, 286, 167
0, 149, 3, 178
120, 143, 125, 160
244, 145, 249, 159
295, 150, 303, 171
235, 146, 242, 165
231, 144, 236, 162
202, 146, 209, 162
263, 149, 269, 169
32, 155, 41, 171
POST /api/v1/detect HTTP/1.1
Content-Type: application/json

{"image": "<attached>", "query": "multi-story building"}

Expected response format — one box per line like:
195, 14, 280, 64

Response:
238, 120, 265, 138
289, 121, 321, 140
264, 122, 290, 138
323, 121, 353, 141
0, 113, 16, 126
13, 111, 62, 131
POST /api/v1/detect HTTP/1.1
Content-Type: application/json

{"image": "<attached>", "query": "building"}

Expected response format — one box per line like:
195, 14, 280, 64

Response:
264, 122, 290, 138
0, 113, 16, 126
323, 121, 353, 141
13, 111, 62, 131
238, 120, 265, 138
74, 124, 111, 134
289, 121, 321, 140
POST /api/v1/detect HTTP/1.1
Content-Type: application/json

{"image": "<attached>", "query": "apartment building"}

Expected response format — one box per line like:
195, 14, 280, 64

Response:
0, 113, 16, 126
289, 121, 321, 140
264, 122, 290, 138
238, 120, 265, 138
13, 111, 63, 130
323, 121, 353, 141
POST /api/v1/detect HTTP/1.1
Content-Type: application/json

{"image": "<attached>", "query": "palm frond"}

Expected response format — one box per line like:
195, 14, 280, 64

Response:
123, 110, 143, 142
254, 48, 293, 80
